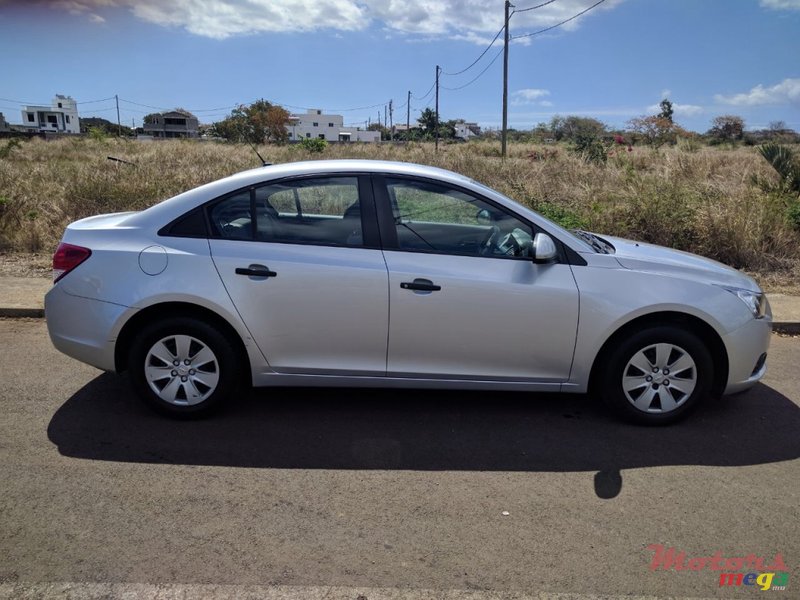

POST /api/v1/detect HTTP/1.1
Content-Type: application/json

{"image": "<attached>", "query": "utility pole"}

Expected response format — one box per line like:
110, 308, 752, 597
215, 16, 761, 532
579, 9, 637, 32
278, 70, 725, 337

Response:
389, 99, 394, 139
435, 65, 440, 152
115, 94, 121, 137
384, 105, 387, 130
378, 110, 381, 128
406, 90, 411, 141
501, 0, 511, 158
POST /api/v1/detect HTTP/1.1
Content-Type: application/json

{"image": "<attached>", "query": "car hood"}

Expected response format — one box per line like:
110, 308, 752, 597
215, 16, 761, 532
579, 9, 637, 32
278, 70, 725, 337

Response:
599, 234, 760, 291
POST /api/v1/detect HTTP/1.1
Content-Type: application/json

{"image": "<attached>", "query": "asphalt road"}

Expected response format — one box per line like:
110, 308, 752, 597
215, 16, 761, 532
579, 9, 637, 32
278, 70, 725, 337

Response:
0, 320, 798, 599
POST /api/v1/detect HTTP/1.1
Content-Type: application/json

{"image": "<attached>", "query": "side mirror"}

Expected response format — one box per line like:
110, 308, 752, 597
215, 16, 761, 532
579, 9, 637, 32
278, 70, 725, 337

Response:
532, 232, 557, 263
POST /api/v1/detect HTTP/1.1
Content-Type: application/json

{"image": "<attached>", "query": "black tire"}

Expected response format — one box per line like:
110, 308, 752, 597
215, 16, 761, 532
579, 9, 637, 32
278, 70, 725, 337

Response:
601, 325, 713, 425
128, 317, 241, 418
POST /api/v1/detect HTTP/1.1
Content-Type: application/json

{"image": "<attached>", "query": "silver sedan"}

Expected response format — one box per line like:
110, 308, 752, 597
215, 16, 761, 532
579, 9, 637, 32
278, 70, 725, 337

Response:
45, 160, 772, 424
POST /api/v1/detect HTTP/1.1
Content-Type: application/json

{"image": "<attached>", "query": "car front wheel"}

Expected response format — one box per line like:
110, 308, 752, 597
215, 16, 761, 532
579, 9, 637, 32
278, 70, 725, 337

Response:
128, 317, 240, 417
602, 326, 713, 424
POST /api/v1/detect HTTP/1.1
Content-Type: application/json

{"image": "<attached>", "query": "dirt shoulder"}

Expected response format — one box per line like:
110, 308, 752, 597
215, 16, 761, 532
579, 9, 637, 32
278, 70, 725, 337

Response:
0, 253, 52, 279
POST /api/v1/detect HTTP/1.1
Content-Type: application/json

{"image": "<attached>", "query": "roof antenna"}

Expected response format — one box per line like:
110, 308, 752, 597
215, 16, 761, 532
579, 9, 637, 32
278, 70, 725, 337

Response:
249, 143, 270, 167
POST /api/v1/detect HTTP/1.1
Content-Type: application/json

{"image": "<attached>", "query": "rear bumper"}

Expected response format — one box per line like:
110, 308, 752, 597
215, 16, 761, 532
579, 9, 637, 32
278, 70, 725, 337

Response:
722, 316, 772, 394
45, 285, 130, 372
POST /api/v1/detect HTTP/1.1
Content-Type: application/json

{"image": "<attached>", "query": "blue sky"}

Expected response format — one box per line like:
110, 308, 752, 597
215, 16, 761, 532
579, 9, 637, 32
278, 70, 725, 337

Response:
1, 0, 799, 132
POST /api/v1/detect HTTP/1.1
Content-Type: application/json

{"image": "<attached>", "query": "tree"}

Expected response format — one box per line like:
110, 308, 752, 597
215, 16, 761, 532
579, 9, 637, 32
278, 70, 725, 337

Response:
211, 99, 289, 144
142, 113, 159, 125
658, 99, 674, 123
417, 108, 437, 133
769, 120, 787, 133
627, 115, 686, 147
707, 115, 745, 143
79, 117, 134, 137
414, 108, 457, 141
548, 115, 606, 142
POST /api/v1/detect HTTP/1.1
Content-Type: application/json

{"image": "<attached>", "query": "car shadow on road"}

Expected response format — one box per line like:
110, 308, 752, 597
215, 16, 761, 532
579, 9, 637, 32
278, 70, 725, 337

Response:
48, 373, 800, 499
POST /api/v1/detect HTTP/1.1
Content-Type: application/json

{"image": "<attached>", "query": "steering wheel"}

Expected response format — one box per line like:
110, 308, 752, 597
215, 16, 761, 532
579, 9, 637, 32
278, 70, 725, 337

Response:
479, 225, 501, 256
496, 232, 522, 256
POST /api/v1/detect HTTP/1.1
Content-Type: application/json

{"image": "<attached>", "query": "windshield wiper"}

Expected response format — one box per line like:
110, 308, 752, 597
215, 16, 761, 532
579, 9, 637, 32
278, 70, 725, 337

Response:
573, 230, 609, 254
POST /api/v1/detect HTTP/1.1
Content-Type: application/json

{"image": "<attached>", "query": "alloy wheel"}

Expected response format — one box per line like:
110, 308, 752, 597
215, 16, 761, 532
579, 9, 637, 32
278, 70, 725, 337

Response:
144, 335, 220, 406
622, 343, 697, 413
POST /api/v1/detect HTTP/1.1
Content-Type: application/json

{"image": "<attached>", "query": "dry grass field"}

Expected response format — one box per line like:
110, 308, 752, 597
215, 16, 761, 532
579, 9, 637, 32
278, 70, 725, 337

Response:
1, 136, 798, 291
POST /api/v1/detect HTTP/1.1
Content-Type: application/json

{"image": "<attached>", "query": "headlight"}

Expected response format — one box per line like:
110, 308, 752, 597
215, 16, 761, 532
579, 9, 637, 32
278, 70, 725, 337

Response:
717, 286, 767, 319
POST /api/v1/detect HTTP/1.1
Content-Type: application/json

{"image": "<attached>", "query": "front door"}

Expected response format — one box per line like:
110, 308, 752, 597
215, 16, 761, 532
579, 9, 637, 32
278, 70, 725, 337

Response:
378, 176, 580, 382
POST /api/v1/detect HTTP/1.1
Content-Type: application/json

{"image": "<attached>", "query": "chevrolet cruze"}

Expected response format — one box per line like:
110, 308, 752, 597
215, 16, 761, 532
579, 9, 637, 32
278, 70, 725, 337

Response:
45, 160, 772, 423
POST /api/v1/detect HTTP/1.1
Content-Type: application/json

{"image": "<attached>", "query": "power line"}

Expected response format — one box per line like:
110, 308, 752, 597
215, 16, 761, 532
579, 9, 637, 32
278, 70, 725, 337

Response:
442, 46, 504, 91
118, 98, 171, 111
442, 25, 505, 76
512, 0, 606, 39
77, 96, 116, 105
413, 80, 436, 102
514, 0, 559, 13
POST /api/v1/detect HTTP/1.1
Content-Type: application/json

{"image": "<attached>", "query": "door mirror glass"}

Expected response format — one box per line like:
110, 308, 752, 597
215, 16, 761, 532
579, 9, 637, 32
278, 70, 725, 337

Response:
532, 232, 557, 263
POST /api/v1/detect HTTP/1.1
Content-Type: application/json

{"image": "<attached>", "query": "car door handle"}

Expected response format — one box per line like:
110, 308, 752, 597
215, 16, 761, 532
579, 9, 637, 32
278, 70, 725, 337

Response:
235, 264, 277, 278
400, 278, 441, 292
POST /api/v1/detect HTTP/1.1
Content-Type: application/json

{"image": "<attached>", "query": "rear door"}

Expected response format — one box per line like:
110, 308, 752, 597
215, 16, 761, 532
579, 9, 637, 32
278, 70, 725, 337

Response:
375, 175, 580, 383
208, 175, 389, 375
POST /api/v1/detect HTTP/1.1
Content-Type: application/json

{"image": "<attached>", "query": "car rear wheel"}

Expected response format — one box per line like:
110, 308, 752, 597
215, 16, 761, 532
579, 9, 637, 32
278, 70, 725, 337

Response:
128, 317, 240, 417
602, 326, 713, 425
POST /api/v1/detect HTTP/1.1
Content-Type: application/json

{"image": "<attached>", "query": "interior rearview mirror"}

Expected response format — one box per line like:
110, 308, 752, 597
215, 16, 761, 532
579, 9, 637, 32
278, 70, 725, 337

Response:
475, 208, 492, 225
532, 232, 557, 263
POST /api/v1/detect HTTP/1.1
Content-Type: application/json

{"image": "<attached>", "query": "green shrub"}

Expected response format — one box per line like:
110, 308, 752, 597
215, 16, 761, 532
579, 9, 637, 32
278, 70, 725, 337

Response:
533, 201, 587, 230
569, 133, 607, 164
788, 200, 800, 231
299, 137, 327, 153
88, 127, 108, 142
0, 138, 22, 159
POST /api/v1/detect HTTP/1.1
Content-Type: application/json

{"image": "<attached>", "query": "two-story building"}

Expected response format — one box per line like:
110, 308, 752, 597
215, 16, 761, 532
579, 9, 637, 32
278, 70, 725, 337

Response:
21, 94, 80, 134
143, 110, 199, 138
288, 109, 380, 143
455, 121, 481, 140
0, 113, 10, 133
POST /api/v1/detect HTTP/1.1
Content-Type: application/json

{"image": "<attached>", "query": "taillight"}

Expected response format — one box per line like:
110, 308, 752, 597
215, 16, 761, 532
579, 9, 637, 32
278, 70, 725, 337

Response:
53, 243, 92, 283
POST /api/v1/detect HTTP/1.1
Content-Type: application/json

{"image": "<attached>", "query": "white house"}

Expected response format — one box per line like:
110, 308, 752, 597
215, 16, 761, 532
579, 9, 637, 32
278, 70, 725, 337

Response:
288, 109, 380, 143
455, 121, 481, 140
21, 94, 80, 134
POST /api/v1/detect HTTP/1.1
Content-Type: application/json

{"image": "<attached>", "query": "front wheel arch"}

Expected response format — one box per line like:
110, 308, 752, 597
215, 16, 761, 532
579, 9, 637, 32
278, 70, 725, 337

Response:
588, 311, 729, 399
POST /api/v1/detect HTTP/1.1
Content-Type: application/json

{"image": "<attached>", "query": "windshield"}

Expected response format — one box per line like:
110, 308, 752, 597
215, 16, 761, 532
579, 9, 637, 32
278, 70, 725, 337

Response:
469, 180, 596, 252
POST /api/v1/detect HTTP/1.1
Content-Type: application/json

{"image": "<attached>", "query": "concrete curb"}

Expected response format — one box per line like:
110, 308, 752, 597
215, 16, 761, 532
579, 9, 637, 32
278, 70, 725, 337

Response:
0, 307, 45, 319
773, 322, 800, 335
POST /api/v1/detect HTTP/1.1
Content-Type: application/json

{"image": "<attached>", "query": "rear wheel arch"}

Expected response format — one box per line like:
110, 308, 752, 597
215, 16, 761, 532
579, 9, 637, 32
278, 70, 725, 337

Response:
588, 311, 729, 398
115, 302, 252, 386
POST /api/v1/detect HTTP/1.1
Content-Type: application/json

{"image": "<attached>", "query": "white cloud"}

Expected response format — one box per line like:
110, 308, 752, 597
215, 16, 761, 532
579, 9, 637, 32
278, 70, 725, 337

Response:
513, 89, 550, 101
511, 89, 552, 106
130, 1, 367, 39
25, 0, 626, 41
759, 0, 800, 10
713, 78, 800, 106
661, 89, 671, 99
646, 101, 704, 117
88, 12, 105, 23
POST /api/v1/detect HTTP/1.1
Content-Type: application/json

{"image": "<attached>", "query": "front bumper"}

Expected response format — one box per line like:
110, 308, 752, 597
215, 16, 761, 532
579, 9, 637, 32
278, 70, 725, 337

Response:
45, 285, 130, 372
721, 315, 772, 394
